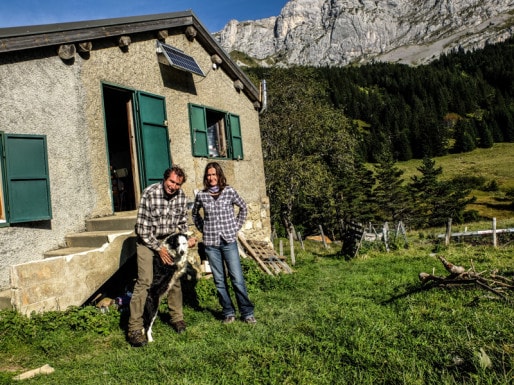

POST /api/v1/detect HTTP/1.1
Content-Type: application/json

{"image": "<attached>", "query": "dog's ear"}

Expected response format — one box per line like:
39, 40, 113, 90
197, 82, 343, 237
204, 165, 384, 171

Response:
164, 233, 180, 249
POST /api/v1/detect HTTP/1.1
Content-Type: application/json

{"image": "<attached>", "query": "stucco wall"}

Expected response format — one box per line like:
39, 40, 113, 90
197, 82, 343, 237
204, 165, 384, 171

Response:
0, 29, 270, 290
0, 49, 95, 290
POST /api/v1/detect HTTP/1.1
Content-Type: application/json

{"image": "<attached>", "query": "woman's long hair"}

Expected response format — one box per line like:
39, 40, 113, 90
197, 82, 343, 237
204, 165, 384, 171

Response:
203, 162, 227, 191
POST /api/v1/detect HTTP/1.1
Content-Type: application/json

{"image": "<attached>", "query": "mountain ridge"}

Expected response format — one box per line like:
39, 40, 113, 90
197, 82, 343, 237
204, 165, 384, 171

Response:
214, 0, 514, 67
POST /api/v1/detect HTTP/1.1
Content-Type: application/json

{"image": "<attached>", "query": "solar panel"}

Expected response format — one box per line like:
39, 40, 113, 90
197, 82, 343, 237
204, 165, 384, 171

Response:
157, 41, 205, 77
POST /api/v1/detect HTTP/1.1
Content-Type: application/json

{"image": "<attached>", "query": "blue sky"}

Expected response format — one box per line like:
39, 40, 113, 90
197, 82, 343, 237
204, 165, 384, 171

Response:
0, 0, 288, 33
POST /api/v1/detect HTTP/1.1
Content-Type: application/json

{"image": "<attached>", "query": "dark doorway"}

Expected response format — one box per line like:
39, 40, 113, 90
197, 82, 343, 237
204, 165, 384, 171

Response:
103, 85, 138, 211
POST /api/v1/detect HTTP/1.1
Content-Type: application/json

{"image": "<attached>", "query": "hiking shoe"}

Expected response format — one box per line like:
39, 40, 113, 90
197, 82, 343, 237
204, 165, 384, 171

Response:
170, 320, 187, 334
223, 315, 236, 324
243, 316, 257, 324
128, 329, 147, 347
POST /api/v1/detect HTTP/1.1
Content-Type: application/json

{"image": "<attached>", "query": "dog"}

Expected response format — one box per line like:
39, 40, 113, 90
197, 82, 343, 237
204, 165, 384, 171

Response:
143, 231, 193, 342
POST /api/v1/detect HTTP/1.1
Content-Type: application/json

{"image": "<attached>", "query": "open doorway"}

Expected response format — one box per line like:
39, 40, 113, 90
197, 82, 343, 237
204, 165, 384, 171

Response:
103, 85, 139, 212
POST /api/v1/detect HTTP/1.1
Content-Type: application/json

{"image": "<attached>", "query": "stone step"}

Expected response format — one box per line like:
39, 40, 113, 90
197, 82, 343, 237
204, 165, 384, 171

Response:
0, 289, 11, 310
11, 232, 137, 315
44, 247, 99, 258
85, 211, 137, 231
65, 230, 133, 248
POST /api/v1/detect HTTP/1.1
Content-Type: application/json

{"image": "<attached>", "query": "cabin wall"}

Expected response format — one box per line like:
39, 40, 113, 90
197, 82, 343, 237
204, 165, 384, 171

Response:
0, 29, 270, 291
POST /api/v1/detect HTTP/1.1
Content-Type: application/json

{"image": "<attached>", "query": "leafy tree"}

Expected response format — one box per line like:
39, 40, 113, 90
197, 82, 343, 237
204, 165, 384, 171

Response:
248, 66, 355, 237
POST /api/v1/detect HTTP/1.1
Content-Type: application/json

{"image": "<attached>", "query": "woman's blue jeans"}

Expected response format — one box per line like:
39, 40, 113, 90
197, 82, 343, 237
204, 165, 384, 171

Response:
205, 240, 254, 319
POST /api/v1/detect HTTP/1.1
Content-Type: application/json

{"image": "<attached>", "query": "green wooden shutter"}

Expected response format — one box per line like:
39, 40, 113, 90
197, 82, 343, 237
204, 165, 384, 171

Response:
2, 133, 52, 223
189, 104, 209, 157
135, 91, 172, 189
229, 114, 243, 160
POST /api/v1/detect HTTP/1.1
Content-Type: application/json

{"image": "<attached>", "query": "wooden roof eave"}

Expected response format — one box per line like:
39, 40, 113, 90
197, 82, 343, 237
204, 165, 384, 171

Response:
0, 10, 261, 106
0, 12, 193, 52
191, 19, 260, 105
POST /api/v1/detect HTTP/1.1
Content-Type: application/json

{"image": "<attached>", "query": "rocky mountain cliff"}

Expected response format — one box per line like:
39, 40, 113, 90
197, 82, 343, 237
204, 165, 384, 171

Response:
214, 0, 514, 67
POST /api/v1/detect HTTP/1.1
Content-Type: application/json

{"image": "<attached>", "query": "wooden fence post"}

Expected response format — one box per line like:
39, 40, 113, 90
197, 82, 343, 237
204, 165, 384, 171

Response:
492, 217, 497, 248
289, 231, 296, 266
445, 218, 452, 246
298, 232, 304, 250
319, 225, 328, 249
383, 222, 390, 252
279, 240, 283, 257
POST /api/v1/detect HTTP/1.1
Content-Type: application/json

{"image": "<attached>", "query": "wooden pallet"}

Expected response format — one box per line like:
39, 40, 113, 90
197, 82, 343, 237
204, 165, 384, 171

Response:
238, 236, 292, 275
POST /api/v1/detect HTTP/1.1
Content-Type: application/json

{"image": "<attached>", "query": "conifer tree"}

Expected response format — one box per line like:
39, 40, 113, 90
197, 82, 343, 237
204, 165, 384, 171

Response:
371, 152, 411, 223
408, 157, 476, 228
452, 119, 477, 153
408, 157, 443, 228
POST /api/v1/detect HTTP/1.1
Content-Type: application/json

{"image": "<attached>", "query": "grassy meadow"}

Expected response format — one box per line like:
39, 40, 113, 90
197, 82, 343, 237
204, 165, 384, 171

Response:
397, 143, 514, 220
1, 229, 514, 384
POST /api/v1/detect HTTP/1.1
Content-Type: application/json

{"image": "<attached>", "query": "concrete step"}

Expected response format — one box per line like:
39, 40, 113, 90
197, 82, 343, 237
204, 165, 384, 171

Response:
65, 230, 133, 248
85, 211, 137, 231
11, 231, 137, 315
44, 247, 99, 258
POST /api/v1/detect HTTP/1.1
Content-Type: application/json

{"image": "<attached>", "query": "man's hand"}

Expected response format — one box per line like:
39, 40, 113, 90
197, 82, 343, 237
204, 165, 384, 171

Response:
158, 247, 174, 265
188, 237, 197, 248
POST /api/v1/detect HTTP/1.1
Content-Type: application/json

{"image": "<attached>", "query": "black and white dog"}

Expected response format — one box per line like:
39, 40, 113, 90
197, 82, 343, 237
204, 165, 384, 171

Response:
143, 232, 192, 342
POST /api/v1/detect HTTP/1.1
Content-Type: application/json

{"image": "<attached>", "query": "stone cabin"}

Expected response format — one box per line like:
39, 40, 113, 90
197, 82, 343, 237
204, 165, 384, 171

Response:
0, 11, 271, 313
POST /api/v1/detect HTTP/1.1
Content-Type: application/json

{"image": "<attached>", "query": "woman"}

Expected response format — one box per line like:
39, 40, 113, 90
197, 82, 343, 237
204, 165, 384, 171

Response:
192, 162, 256, 324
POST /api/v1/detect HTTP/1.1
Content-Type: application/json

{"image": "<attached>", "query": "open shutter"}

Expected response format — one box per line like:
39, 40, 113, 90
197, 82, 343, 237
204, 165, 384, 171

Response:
189, 104, 209, 157
228, 114, 243, 160
135, 91, 172, 189
2, 133, 52, 223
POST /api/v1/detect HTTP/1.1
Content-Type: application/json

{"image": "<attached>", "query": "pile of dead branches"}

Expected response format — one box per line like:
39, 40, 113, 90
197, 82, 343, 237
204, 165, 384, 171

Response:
419, 255, 514, 303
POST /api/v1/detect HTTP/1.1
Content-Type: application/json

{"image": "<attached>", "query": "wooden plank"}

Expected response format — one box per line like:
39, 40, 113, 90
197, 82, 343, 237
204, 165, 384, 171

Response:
266, 259, 282, 274
239, 237, 293, 275
238, 235, 274, 275
273, 257, 293, 274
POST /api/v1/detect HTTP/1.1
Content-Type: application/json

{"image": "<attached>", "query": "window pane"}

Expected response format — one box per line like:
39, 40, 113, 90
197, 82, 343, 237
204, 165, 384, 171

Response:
207, 122, 220, 157
206, 111, 226, 158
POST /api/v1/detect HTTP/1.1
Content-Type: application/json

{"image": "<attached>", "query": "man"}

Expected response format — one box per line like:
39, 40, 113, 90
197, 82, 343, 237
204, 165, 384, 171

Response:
127, 165, 196, 347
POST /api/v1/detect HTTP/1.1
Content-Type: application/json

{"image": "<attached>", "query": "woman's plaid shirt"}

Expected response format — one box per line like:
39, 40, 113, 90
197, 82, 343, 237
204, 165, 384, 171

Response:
135, 182, 188, 251
192, 186, 247, 246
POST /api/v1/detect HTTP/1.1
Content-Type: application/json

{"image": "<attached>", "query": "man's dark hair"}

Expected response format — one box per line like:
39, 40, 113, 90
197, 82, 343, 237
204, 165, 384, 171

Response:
203, 162, 227, 191
164, 165, 187, 183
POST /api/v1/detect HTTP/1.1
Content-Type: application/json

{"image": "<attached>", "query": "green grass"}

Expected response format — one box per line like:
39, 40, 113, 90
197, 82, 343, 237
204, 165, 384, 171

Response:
397, 143, 514, 220
397, 143, 514, 188
1, 235, 514, 384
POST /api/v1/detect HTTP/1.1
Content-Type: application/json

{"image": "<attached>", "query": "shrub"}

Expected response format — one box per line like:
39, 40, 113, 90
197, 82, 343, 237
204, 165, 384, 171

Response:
450, 175, 486, 190
481, 179, 500, 192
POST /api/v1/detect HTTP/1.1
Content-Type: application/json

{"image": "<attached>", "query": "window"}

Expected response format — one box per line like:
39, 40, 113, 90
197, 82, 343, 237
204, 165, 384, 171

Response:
188, 104, 244, 160
0, 133, 52, 225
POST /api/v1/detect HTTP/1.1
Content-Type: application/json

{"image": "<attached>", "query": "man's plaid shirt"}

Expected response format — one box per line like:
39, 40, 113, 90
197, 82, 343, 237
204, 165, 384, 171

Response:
135, 182, 188, 251
192, 186, 247, 246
